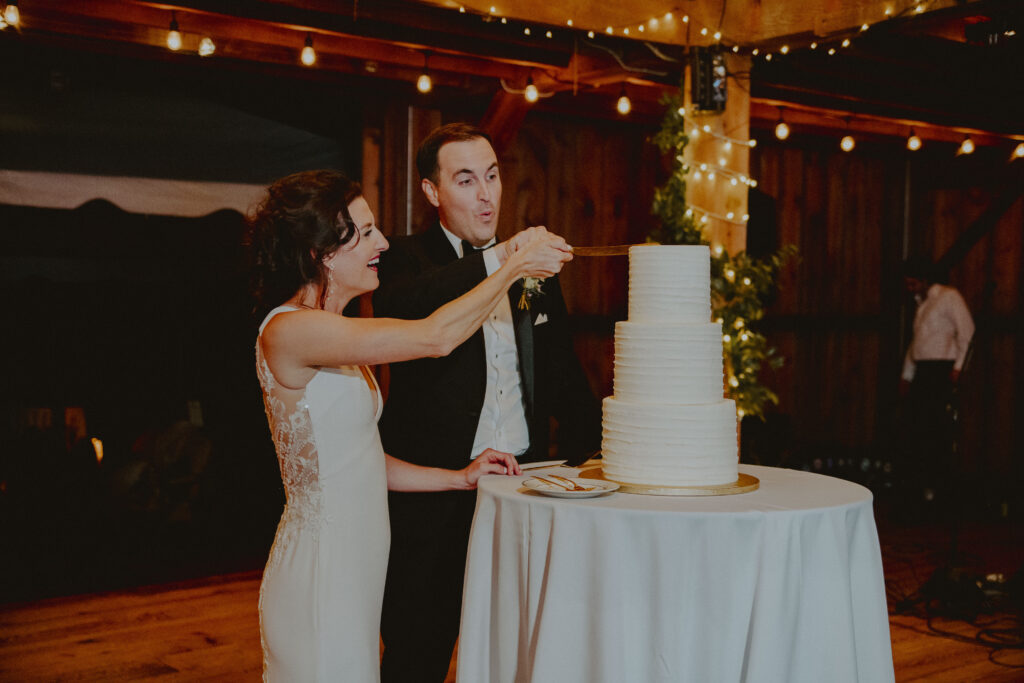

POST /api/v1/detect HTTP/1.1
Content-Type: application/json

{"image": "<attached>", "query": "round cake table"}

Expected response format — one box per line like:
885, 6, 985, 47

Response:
457, 463, 894, 683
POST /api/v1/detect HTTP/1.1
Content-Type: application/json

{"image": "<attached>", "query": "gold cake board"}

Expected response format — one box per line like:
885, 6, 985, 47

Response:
578, 464, 759, 497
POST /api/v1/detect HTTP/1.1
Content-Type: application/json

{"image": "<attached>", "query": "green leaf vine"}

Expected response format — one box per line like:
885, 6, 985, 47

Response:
650, 91, 797, 420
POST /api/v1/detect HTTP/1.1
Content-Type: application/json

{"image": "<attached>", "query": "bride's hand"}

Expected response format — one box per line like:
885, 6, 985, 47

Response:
460, 449, 522, 488
505, 228, 572, 278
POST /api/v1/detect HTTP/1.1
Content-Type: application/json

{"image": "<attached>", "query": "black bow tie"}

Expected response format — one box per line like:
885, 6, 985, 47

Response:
461, 240, 491, 256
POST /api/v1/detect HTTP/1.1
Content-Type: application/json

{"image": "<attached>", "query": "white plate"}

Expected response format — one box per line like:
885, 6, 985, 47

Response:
522, 476, 619, 498
519, 459, 568, 470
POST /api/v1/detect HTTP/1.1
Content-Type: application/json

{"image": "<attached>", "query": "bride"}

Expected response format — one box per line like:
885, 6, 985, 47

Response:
248, 169, 572, 681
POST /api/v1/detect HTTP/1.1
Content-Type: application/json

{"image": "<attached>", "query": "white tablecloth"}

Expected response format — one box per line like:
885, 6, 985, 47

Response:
457, 464, 894, 683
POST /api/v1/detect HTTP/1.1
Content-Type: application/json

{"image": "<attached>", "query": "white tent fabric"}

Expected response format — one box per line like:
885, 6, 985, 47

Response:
0, 170, 267, 217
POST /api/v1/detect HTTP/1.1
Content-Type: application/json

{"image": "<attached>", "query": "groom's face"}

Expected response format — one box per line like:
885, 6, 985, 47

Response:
422, 137, 502, 247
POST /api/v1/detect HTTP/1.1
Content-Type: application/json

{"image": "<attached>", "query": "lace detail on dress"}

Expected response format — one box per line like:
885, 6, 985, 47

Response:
255, 341, 330, 534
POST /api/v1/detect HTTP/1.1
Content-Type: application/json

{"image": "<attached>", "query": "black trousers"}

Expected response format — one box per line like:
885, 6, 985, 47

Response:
380, 489, 477, 683
902, 360, 956, 495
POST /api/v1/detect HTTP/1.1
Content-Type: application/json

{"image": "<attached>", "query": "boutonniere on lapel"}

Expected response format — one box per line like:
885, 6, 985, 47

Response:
517, 276, 545, 310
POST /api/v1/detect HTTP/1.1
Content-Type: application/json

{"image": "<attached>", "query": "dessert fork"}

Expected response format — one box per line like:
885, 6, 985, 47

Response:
549, 475, 592, 491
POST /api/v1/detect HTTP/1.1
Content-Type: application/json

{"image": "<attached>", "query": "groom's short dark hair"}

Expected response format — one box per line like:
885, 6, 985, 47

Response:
417, 123, 493, 184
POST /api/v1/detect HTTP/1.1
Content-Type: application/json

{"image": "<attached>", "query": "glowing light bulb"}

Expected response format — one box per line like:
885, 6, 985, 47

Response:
725, 269, 735, 281
781, 45, 789, 54
907, 132, 922, 151
524, 81, 539, 103
775, 121, 790, 140
742, 277, 752, 286
616, 92, 631, 115
734, 319, 744, 329
524, 27, 531, 36
729, 376, 740, 387
301, 34, 316, 66
713, 245, 724, 256
723, 141, 732, 152
723, 334, 732, 343
959, 137, 975, 155
417, 73, 433, 93
166, 13, 182, 51
1013, 143, 1024, 159
198, 37, 216, 57
3, 2, 19, 27
840, 135, 855, 152
677, 106, 685, 116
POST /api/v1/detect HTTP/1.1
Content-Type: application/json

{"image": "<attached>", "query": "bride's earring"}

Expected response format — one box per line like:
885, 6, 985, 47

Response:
324, 262, 336, 303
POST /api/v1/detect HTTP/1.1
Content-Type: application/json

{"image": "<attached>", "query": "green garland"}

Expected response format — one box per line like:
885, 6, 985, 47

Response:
650, 92, 797, 420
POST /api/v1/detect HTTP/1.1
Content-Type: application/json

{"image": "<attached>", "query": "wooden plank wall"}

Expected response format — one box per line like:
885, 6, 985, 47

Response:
752, 137, 1022, 481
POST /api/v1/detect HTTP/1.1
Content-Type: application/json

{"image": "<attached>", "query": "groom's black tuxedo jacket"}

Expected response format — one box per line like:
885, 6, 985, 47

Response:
373, 223, 600, 470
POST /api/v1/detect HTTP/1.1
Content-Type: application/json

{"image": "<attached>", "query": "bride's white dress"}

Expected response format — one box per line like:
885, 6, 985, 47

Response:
256, 306, 390, 682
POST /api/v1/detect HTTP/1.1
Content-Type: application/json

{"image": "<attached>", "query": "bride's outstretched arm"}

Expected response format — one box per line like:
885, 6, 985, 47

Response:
384, 450, 522, 491
261, 228, 571, 388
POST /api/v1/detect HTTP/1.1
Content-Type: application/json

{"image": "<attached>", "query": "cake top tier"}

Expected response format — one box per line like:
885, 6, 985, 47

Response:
628, 245, 711, 323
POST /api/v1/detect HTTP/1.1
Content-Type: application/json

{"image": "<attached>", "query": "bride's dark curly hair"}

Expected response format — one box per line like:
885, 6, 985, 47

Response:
248, 170, 363, 315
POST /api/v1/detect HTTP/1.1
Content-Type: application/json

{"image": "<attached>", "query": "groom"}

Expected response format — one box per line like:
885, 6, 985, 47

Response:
373, 122, 601, 682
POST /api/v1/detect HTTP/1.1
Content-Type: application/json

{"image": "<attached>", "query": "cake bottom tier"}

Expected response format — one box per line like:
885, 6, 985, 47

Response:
601, 396, 738, 487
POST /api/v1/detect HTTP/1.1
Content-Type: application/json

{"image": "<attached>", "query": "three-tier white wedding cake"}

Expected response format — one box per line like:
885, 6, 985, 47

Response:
601, 245, 738, 487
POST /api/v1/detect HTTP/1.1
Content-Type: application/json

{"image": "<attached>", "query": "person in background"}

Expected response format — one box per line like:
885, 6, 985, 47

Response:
373, 123, 602, 682
899, 256, 974, 506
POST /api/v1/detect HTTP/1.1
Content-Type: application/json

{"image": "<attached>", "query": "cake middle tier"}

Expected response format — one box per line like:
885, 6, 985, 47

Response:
613, 321, 725, 404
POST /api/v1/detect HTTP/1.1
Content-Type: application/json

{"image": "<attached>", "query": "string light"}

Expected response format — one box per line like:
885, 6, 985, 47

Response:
301, 33, 316, 66
775, 120, 790, 140
840, 134, 855, 152
524, 77, 539, 103
959, 136, 975, 155
1013, 143, 1024, 160
166, 12, 182, 51
616, 86, 631, 115
417, 51, 433, 93
3, 0, 19, 28
907, 129, 922, 151
198, 37, 216, 57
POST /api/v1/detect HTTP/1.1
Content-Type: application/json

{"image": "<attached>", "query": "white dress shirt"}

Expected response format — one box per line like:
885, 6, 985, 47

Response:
441, 225, 530, 459
902, 283, 975, 381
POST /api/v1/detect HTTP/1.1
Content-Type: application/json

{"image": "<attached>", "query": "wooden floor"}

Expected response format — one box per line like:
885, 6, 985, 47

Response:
1, 518, 1021, 682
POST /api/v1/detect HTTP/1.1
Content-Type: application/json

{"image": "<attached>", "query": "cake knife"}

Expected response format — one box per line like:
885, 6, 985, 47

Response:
570, 243, 658, 256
